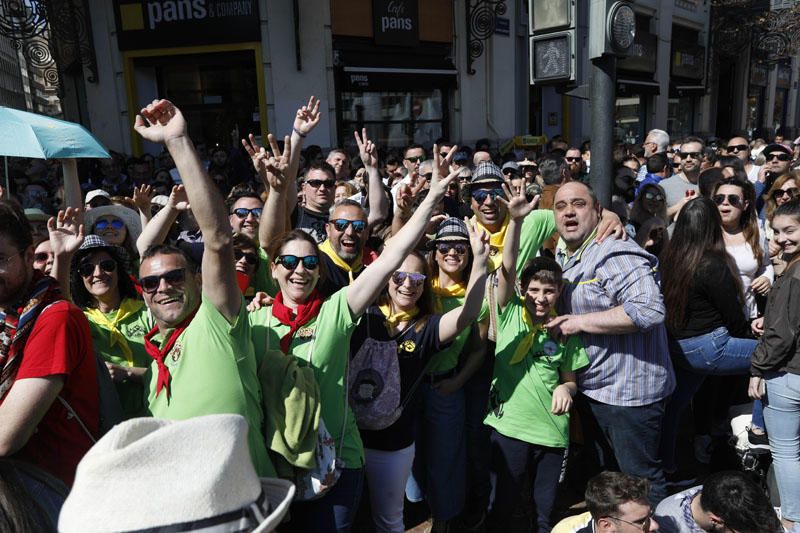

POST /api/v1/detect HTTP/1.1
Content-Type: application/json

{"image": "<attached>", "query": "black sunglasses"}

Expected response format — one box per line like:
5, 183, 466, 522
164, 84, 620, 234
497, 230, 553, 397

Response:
471, 188, 506, 203
566, 157, 581, 162
772, 187, 800, 200
139, 268, 187, 294
681, 152, 702, 160
34, 252, 51, 263
768, 153, 791, 162
306, 179, 335, 189
231, 207, 263, 219
436, 243, 468, 255
275, 254, 319, 270
713, 194, 743, 208
405, 156, 425, 163
726, 144, 748, 153
234, 250, 258, 265
391, 271, 426, 288
330, 219, 367, 232
78, 259, 117, 278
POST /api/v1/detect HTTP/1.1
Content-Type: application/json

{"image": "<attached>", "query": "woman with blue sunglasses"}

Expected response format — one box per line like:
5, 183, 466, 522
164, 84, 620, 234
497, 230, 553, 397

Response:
249, 144, 460, 533
84, 203, 142, 265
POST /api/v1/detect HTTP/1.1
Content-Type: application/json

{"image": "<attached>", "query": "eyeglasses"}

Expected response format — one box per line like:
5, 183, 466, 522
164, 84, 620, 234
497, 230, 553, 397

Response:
643, 191, 664, 202
726, 144, 748, 153
234, 250, 258, 265
231, 207, 263, 219
436, 243, 468, 255
139, 268, 187, 294
566, 157, 581, 162
0, 251, 22, 273
713, 194, 743, 208
767, 153, 791, 162
275, 254, 319, 270
439, 152, 449, 158
471, 188, 506, 203
306, 179, 336, 189
607, 511, 654, 532
681, 152, 702, 160
771, 187, 800, 200
421, 172, 433, 180
391, 271, 426, 288
78, 259, 117, 278
95, 219, 125, 231
33, 252, 52, 263
502, 169, 520, 177
405, 156, 425, 163
330, 218, 367, 233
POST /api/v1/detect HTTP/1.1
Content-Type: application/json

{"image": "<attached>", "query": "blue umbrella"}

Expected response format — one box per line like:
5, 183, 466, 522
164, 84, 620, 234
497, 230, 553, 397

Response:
0, 106, 109, 159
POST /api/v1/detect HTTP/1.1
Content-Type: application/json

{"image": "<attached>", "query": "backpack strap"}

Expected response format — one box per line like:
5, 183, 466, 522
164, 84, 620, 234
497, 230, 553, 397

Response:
57, 396, 97, 444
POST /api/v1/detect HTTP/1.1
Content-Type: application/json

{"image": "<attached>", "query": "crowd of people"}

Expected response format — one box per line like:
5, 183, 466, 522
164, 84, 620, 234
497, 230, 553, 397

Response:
0, 96, 799, 533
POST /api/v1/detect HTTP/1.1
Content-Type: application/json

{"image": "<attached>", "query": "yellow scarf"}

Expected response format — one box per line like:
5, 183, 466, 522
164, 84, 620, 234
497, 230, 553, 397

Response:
509, 301, 557, 365
431, 276, 466, 313
85, 298, 144, 366
319, 239, 362, 283
473, 214, 509, 272
378, 302, 419, 330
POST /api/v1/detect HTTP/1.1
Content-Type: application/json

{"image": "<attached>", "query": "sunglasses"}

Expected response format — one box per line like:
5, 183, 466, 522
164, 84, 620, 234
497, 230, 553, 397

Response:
306, 179, 335, 189
713, 194, 743, 208
405, 156, 425, 163
643, 191, 664, 202
566, 157, 581, 162
681, 152, 702, 160
78, 259, 117, 278
767, 153, 791, 162
330, 218, 367, 232
275, 254, 319, 270
391, 271, 426, 288
726, 144, 748, 153
231, 207, 263, 219
139, 268, 187, 294
471, 188, 506, 203
436, 243, 468, 255
234, 250, 258, 265
33, 252, 52, 263
95, 219, 125, 231
772, 187, 800, 200
607, 511, 654, 532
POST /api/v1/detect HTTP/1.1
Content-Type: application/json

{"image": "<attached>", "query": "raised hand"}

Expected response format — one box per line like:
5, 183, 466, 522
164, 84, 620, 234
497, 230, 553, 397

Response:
241, 133, 270, 182
498, 180, 539, 221
134, 99, 187, 144
132, 184, 154, 214
47, 207, 85, 256
466, 217, 490, 264
354, 128, 378, 168
262, 133, 292, 191
293, 95, 321, 137
168, 185, 190, 211
434, 143, 458, 179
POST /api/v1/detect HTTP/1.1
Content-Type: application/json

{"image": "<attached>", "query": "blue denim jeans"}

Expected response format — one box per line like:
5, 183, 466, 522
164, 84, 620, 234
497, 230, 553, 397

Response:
285, 467, 364, 532
488, 430, 564, 533
409, 382, 466, 521
661, 327, 762, 471
584, 396, 668, 506
763, 372, 800, 522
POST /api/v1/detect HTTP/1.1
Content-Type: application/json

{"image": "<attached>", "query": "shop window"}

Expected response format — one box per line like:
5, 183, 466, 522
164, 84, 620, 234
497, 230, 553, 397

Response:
773, 89, 788, 133
667, 96, 695, 139
340, 89, 446, 149
746, 87, 765, 137
615, 96, 643, 144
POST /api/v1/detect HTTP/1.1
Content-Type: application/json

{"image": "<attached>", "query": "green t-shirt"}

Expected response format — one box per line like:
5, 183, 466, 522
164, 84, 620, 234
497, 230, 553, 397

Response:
249, 288, 365, 468
428, 293, 470, 373
85, 300, 152, 419
484, 296, 589, 448
253, 247, 278, 297
144, 297, 274, 477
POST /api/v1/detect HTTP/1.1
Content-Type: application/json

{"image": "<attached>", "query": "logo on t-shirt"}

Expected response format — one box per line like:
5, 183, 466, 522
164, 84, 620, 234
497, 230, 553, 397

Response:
297, 326, 315, 338
398, 340, 416, 353
168, 341, 184, 365
126, 324, 147, 338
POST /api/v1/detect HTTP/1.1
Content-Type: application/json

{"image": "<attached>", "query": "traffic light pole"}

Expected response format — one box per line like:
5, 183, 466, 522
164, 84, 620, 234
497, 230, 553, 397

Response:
589, 53, 616, 209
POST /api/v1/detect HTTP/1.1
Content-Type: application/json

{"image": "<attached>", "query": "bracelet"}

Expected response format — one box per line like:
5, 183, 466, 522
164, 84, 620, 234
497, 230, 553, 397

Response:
293, 127, 306, 138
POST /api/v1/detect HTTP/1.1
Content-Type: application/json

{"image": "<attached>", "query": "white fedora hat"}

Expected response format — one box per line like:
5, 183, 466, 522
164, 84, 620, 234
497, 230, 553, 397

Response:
83, 204, 143, 246
59, 414, 294, 533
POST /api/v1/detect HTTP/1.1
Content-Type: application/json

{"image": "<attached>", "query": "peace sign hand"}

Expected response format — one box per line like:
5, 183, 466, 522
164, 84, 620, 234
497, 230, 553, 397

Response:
263, 133, 292, 191
354, 128, 378, 169
294, 96, 321, 137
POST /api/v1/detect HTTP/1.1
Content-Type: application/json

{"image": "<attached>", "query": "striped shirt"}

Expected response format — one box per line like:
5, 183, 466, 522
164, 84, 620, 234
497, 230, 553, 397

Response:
555, 234, 675, 406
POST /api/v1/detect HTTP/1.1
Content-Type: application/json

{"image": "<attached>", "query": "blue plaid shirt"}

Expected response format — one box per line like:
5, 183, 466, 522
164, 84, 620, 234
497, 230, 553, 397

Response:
556, 233, 675, 406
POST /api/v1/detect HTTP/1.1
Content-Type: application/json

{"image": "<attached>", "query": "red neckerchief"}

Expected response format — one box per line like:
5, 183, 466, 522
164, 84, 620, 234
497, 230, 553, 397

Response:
144, 307, 198, 399
272, 289, 323, 354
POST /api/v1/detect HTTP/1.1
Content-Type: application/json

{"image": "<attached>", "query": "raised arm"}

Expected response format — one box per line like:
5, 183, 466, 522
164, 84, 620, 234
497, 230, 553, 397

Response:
135, 99, 240, 321
348, 145, 457, 316
136, 185, 189, 255
253, 134, 292, 250
496, 182, 540, 310
60, 159, 82, 214
354, 128, 388, 227
437, 219, 489, 343
288, 96, 321, 215
132, 184, 154, 227
47, 207, 84, 297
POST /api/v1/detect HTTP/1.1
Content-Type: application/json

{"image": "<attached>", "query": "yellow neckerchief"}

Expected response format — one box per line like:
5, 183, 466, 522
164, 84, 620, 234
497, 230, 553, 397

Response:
472, 214, 509, 272
509, 301, 557, 365
431, 276, 466, 313
378, 301, 420, 330
319, 238, 362, 283
85, 298, 145, 366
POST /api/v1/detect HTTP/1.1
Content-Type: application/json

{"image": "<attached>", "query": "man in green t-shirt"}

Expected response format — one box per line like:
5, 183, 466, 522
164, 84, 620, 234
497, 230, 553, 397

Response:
133, 99, 272, 477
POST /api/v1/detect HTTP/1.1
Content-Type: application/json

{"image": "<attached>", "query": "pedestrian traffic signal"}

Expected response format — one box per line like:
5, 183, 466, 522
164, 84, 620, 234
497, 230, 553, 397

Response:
588, 0, 636, 60
529, 0, 576, 85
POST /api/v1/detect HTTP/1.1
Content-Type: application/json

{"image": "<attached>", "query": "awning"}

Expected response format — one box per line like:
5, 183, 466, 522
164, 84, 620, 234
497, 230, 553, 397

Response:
338, 66, 458, 91
617, 78, 660, 96
669, 80, 706, 97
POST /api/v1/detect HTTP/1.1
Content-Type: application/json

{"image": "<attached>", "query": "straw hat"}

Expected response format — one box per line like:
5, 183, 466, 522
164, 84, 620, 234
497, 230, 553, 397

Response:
59, 414, 295, 533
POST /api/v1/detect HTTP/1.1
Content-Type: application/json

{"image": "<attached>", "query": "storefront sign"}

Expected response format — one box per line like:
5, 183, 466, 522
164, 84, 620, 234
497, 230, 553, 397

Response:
671, 43, 705, 80
372, 0, 419, 46
777, 64, 793, 89
750, 63, 769, 87
495, 17, 510, 36
113, 0, 260, 50
618, 31, 657, 74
